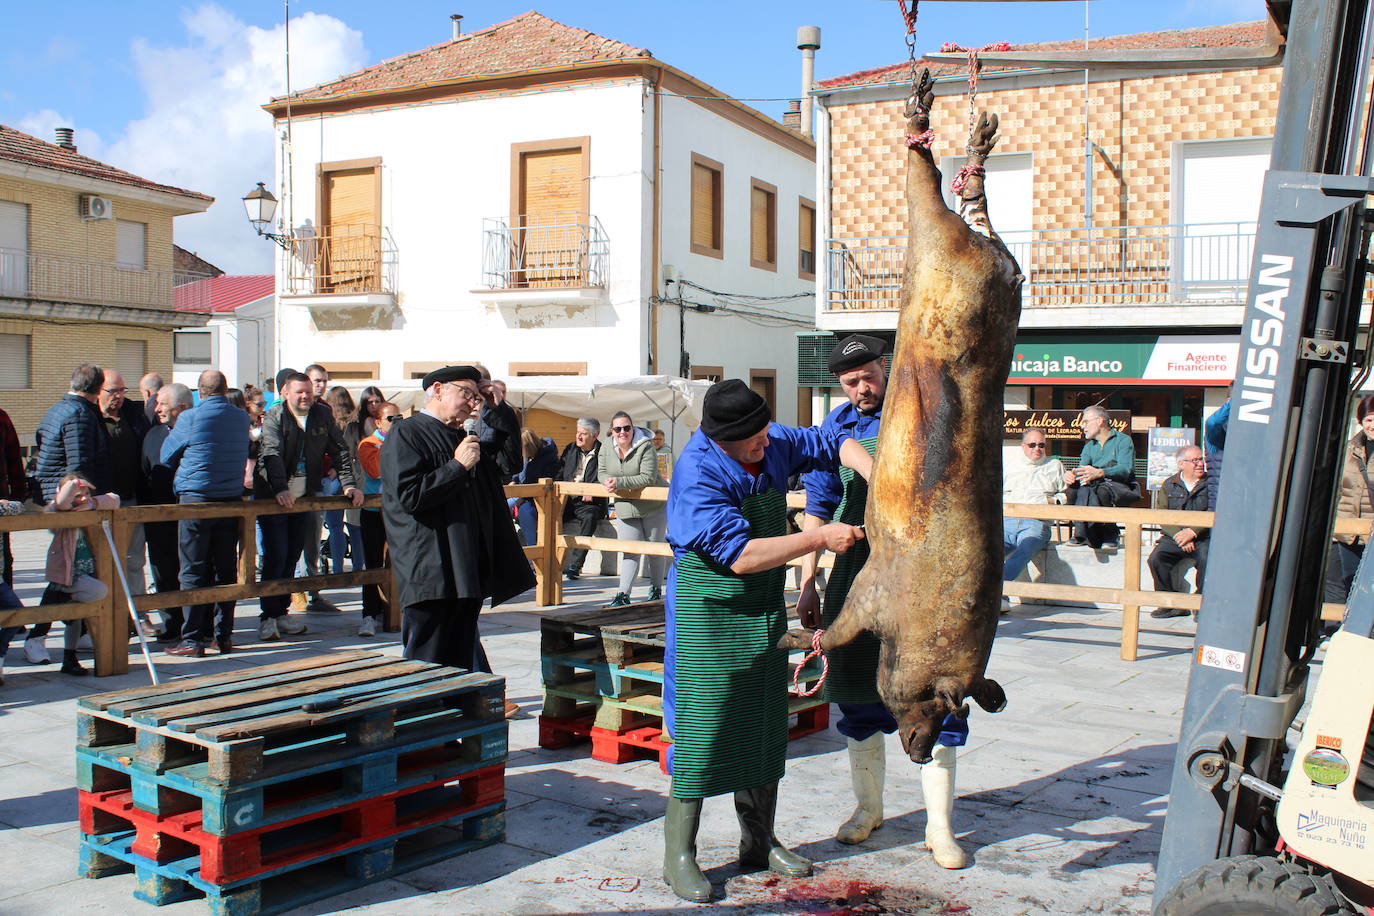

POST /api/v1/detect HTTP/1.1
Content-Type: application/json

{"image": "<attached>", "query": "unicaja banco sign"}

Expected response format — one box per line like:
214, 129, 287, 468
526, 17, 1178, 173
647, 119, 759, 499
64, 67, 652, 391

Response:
1007, 335, 1238, 385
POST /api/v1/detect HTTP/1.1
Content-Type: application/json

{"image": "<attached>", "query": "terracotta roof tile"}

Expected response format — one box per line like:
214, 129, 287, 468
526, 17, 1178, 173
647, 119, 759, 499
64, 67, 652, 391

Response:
818, 20, 1270, 90
174, 275, 274, 313
273, 10, 651, 106
0, 124, 212, 201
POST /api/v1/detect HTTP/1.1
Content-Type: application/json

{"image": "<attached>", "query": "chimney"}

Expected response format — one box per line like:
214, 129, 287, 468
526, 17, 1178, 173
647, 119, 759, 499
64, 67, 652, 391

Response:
54, 127, 76, 150
797, 26, 821, 139
783, 100, 802, 131
451, 13, 463, 40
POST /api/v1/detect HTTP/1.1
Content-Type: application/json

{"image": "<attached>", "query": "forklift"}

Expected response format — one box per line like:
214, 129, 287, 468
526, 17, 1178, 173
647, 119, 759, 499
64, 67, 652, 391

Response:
1146, 0, 1374, 909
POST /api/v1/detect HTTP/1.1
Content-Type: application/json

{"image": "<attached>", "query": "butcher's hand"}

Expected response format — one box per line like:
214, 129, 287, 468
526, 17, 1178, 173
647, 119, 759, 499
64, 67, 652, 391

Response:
275, 490, 296, 509
344, 486, 364, 508
797, 578, 822, 629
454, 434, 481, 470
821, 522, 864, 555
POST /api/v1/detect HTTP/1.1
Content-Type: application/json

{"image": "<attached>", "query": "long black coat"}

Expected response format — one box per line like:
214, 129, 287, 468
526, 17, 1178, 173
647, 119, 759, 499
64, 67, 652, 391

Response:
381, 411, 534, 608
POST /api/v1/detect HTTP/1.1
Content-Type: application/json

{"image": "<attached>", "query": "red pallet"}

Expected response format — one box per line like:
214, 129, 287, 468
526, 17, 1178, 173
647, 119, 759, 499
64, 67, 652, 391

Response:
79, 764, 504, 885
539, 704, 830, 775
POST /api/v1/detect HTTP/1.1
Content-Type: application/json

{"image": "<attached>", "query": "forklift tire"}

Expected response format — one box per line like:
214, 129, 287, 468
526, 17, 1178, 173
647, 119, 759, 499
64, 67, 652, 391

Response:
1157, 855, 1353, 916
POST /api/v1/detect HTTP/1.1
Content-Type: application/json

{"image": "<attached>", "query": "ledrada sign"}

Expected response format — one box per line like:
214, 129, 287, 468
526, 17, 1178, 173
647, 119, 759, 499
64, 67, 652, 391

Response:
1008, 334, 1238, 385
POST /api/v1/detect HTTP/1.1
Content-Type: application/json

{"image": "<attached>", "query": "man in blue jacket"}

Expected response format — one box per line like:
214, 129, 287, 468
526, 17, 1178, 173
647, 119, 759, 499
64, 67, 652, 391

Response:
161, 370, 249, 656
34, 364, 112, 500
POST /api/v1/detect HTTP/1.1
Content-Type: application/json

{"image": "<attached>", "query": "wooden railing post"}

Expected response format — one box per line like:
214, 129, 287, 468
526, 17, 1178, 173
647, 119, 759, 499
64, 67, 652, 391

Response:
1121, 521, 1142, 662
238, 509, 257, 586
534, 478, 561, 607
89, 511, 127, 676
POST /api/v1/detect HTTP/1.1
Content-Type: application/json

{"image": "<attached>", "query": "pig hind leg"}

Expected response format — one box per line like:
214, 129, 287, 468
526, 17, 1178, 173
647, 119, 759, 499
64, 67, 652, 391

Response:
955, 111, 1001, 240
969, 676, 1007, 714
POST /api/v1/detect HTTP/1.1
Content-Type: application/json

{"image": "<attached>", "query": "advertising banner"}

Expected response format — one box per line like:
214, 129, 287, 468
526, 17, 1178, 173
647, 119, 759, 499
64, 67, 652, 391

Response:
1003, 410, 1130, 441
1008, 334, 1238, 386
1147, 427, 1197, 490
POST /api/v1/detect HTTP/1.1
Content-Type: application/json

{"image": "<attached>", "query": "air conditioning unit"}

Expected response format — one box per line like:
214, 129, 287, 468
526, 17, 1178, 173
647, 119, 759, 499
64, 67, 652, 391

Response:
80, 195, 113, 220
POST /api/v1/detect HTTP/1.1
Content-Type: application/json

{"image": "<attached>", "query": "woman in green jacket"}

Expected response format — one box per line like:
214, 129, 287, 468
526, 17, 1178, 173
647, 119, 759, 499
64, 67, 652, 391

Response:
599, 411, 668, 606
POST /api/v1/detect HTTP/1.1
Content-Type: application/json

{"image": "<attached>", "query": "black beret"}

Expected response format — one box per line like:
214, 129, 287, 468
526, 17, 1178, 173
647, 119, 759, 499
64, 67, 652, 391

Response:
827, 334, 887, 375
421, 365, 483, 390
700, 379, 771, 441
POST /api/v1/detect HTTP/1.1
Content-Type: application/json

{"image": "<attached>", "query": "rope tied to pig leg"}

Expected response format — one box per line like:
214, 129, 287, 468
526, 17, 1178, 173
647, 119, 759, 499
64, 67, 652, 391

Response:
790, 628, 829, 698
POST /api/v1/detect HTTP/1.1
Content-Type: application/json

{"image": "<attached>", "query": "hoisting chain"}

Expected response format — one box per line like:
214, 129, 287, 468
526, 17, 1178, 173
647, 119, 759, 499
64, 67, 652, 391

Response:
790, 628, 829, 698
897, 0, 930, 150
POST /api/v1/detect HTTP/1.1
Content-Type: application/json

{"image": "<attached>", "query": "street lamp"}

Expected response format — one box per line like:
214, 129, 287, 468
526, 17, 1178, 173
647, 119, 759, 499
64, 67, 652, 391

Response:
241, 182, 293, 250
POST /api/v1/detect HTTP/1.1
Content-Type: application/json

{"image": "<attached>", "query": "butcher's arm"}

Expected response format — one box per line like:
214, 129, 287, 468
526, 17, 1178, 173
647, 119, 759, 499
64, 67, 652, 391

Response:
384, 431, 471, 514
840, 437, 873, 482
730, 522, 862, 576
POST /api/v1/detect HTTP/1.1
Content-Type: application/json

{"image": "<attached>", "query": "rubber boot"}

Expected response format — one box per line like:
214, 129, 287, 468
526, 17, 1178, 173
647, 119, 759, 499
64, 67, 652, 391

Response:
662, 797, 711, 902
922, 743, 967, 868
736, 782, 812, 877
836, 733, 886, 844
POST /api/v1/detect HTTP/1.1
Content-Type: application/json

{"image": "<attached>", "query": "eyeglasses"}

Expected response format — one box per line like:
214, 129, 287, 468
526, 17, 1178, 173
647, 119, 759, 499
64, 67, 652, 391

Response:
379, 415, 398, 424
611, 425, 633, 433
103, 387, 127, 394
1179, 457, 1204, 464
448, 384, 481, 401
1025, 442, 1046, 449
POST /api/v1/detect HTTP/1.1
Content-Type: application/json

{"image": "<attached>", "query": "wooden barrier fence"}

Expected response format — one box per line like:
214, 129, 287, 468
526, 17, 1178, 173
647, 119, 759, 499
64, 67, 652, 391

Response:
1, 483, 1363, 676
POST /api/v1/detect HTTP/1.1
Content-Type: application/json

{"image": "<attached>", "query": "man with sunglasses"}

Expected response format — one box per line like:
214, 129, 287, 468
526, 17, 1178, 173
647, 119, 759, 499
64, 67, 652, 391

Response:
1147, 444, 1210, 618
381, 366, 533, 671
1002, 427, 1067, 586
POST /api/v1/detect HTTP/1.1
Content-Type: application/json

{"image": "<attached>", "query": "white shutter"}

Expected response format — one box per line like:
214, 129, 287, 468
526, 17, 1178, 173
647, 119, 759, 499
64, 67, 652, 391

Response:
0, 333, 30, 388
116, 219, 146, 269
1178, 138, 1271, 296
0, 200, 28, 296
115, 338, 146, 380
173, 331, 212, 365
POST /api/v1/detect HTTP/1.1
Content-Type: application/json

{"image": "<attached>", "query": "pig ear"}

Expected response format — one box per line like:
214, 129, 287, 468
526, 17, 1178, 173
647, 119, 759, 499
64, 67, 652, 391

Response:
969, 676, 1008, 714
933, 675, 965, 714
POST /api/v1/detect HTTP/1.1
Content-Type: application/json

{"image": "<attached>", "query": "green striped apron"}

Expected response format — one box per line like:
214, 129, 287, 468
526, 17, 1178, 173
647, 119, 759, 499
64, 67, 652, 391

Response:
668, 488, 790, 799
821, 435, 882, 705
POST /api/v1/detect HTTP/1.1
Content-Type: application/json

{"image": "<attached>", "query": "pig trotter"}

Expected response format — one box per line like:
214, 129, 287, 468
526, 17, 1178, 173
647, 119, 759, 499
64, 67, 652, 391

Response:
903, 68, 936, 126
967, 111, 999, 161
777, 628, 815, 651
969, 676, 1007, 714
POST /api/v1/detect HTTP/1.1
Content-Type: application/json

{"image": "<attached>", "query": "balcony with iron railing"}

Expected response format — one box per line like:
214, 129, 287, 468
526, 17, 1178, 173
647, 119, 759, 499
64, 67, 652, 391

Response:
0, 246, 214, 315
282, 223, 397, 297
824, 222, 1276, 318
478, 214, 609, 310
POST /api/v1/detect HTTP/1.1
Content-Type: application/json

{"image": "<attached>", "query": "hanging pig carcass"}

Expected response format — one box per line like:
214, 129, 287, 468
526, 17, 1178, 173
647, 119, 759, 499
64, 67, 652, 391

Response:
782, 69, 1022, 764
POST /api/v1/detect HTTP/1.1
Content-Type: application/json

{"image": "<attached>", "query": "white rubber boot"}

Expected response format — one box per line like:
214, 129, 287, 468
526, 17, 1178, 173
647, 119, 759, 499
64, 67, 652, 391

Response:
836, 733, 886, 844
922, 743, 967, 868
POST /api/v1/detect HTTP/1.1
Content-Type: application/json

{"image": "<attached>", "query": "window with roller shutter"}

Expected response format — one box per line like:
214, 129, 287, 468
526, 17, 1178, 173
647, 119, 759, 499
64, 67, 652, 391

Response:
690, 153, 723, 259
513, 141, 588, 288
319, 159, 381, 293
115, 339, 146, 381
0, 333, 29, 388
798, 198, 816, 280
749, 178, 777, 271
116, 220, 146, 270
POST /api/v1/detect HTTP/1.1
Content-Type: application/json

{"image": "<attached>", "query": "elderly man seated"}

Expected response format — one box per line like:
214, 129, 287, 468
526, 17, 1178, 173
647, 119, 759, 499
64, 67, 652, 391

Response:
1002, 428, 1067, 591
1148, 444, 1210, 619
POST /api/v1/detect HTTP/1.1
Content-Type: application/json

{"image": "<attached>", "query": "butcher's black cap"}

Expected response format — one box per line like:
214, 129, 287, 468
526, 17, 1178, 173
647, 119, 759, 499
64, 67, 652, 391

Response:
700, 379, 771, 441
421, 365, 483, 390
827, 334, 887, 375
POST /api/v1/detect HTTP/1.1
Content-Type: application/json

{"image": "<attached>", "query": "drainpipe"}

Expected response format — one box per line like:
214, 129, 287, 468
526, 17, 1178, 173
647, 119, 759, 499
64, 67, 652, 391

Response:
649, 67, 664, 375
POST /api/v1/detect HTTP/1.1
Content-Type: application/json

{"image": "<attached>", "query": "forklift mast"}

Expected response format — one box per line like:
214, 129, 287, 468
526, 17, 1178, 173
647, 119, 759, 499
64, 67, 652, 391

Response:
1153, 0, 1374, 905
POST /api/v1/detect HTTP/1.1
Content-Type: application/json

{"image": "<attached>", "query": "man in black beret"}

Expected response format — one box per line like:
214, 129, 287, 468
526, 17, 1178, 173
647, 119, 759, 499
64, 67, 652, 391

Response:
381, 366, 534, 678
657, 378, 873, 902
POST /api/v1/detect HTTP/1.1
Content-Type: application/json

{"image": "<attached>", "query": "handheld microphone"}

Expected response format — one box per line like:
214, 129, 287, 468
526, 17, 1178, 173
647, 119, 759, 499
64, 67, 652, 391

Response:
463, 418, 478, 436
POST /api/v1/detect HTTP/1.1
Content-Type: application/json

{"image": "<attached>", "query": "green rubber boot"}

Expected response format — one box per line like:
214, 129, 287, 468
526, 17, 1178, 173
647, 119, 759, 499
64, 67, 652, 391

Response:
735, 781, 812, 877
662, 796, 712, 902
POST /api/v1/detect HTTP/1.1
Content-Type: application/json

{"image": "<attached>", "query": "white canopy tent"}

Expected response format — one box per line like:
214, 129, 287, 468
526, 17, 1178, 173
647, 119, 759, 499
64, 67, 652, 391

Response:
341, 375, 711, 451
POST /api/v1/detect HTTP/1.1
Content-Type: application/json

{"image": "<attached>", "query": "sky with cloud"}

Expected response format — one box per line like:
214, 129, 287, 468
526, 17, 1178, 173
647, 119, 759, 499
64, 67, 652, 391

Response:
0, 1, 1265, 274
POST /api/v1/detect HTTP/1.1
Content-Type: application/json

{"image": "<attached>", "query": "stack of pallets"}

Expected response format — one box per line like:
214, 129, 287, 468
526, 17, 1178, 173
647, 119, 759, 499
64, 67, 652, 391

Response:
538, 603, 829, 772
76, 651, 506, 916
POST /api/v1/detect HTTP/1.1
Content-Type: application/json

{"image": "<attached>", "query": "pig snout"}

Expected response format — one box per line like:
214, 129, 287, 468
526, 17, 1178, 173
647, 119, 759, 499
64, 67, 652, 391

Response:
896, 706, 943, 764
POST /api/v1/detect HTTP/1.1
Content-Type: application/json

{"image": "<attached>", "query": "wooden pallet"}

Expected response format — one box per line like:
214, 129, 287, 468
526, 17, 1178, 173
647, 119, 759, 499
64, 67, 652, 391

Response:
77, 719, 506, 835
80, 763, 504, 885
79, 804, 505, 916
78, 651, 505, 786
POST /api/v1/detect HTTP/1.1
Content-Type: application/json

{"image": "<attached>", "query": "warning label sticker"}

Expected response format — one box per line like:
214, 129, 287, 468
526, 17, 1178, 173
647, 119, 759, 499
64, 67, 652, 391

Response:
1197, 645, 1246, 673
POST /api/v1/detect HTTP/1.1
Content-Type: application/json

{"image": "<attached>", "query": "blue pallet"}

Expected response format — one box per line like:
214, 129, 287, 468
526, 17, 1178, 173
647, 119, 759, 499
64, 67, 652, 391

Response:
79, 804, 505, 916
78, 719, 507, 834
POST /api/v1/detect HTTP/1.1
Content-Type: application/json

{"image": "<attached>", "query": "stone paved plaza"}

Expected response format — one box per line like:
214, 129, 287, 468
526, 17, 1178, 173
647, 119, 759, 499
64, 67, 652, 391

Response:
0, 530, 1240, 915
